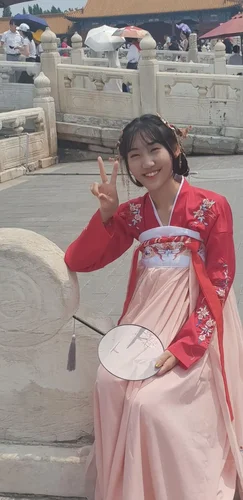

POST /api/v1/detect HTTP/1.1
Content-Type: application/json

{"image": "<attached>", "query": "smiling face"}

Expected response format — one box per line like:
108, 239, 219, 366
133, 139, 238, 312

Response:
127, 133, 174, 193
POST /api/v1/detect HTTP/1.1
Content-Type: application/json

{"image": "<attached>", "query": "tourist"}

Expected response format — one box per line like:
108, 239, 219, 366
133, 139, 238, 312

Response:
163, 34, 171, 49
17, 23, 36, 62
223, 37, 233, 54
17, 23, 36, 83
1, 18, 22, 61
169, 35, 180, 51
126, 38, 141, 69
65, 113, 243, 500
122, 38, 141, 92
180, 30, 190, 51
228, 45, 242, 65
61, 36, 70, 57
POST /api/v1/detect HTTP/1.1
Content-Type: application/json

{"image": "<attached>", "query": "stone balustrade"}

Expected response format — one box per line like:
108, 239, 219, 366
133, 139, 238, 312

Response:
0, 71, 57, 183
0, 60, 40, 82
33, 28, 241, 156
0, 27, 243, 158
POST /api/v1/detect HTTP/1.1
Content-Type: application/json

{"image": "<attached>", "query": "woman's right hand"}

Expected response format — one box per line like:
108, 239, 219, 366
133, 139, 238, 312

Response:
91, 156, 119, 223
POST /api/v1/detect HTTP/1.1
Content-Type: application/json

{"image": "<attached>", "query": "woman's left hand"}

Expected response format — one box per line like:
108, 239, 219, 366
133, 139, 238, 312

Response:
155, 350, 178, 376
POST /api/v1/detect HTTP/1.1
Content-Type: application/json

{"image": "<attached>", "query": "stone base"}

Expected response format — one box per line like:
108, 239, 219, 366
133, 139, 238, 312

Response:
192, 135, 237, 155
0, 443, 91, 498
39, 156, 58, 169
0, 166, 26, 183
57, 120, 243, 156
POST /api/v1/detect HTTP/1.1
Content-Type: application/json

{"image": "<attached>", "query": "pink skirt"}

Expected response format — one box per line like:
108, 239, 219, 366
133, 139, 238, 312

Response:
85, 263, 243, 500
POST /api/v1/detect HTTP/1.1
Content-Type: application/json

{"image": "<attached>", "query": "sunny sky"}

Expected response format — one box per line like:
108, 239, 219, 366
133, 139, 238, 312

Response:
1, 0, 86, 15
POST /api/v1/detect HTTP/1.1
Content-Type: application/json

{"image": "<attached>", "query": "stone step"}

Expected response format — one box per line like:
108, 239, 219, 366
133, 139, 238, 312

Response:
0, 443, 90, 498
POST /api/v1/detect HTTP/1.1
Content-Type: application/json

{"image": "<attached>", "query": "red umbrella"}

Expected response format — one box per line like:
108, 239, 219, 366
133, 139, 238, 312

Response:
113, 26, 148, 39
200, 12, 243, 39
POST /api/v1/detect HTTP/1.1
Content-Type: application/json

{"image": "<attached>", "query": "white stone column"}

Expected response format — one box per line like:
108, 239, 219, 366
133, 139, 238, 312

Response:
71, 31, 84, 65
214, 41, 227, 99
33, 71, 58, 162
71, 32, 85, 87
139, 35, 159, 115
188, 33, 198, 63
214, 40, 227, 74
40, 28, 61, 112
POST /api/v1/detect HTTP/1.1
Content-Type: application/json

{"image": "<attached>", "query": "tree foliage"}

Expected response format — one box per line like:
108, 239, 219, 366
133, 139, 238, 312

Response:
2, 6, 12, 17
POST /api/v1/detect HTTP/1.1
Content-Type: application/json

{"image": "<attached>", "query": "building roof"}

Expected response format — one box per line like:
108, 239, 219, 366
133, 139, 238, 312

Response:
0, 14, 71, 35
65, 0, 239, 19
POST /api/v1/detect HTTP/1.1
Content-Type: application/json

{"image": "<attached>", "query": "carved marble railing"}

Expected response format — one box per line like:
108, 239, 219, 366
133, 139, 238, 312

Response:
157, 72, 243, 128
57, 63, 141, 119
0, 107, 48, 180
0, 72, 57, 182
158, 60, 213, 74
0, 61, 40, 83
226, 65, 243, 75
0, 107, 44, 134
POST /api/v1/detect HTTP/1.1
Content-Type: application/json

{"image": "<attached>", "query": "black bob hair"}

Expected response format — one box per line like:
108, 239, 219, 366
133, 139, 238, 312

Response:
118, 114, 190, 187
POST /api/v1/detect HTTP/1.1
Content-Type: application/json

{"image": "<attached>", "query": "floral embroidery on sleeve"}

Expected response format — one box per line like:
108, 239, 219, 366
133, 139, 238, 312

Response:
192, 199, 215, 227
214, 260, 230, 304
127, 203, 142, 229
196, 259, 231, 344
196, 302, 216, 343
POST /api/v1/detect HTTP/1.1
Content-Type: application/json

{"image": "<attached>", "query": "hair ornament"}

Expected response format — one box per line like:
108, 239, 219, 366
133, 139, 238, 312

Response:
156, 112, 191, 140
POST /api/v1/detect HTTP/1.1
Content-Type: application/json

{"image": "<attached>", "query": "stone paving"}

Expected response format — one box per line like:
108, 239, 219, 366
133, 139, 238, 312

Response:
1, 155, 243, 326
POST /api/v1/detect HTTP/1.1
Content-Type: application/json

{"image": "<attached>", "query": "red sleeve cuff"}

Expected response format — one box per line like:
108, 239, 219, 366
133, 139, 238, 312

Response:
90, 210, 115, 240
168, 341, 207, 370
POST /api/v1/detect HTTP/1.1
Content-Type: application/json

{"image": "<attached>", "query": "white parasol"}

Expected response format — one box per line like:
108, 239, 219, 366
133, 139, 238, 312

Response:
85, 25, 125, 52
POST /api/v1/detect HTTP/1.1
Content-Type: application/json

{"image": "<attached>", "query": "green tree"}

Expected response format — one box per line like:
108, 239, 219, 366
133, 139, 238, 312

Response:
2, 6, 12, 17
22, 7, 27, 14
28, 5, 33, 14
32, 3, 43, 14
50, 5, 59, 13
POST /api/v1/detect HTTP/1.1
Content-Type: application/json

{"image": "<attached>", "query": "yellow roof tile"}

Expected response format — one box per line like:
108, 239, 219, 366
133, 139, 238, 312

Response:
65, 0, 239, 19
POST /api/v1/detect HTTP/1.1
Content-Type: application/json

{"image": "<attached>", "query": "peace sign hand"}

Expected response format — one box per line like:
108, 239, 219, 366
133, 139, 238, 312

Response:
91, 157, 119, 223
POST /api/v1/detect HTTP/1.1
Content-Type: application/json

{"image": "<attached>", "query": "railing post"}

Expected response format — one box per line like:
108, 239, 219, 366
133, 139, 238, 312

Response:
214, 41, 227, 99
71, 32, 84, 87
40, 28, 61, 112
139, 35, 159, 114
188, 33, 199, 63
33, 71, 57, 162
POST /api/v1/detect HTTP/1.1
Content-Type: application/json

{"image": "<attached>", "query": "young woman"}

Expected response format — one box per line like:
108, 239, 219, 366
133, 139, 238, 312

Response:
180, 30, 190, 51
17, 23, 36, 84
17, 23, 36, 62
61, 36, 70, 57
65, 114, 243, 500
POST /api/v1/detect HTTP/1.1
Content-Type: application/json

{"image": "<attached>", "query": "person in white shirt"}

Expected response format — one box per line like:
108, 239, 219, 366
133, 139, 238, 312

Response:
16, 23, 37, 83
1, 19, 22, 61
228, 45, 242, 65
122, 38, 141, 92
17, 23, 36, 61
126, 39, 140, 69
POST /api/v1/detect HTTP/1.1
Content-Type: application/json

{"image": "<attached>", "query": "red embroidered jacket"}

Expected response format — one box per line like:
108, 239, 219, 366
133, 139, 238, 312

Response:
64, 179, 235, 370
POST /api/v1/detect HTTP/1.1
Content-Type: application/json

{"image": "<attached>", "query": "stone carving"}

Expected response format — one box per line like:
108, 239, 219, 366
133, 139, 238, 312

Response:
64, 73, 74, 88
88, 71, 109, 90
34, 71, 51, 98
41, 27, 58, 54
0, 228, 84, 438
71, 32, 83, 50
